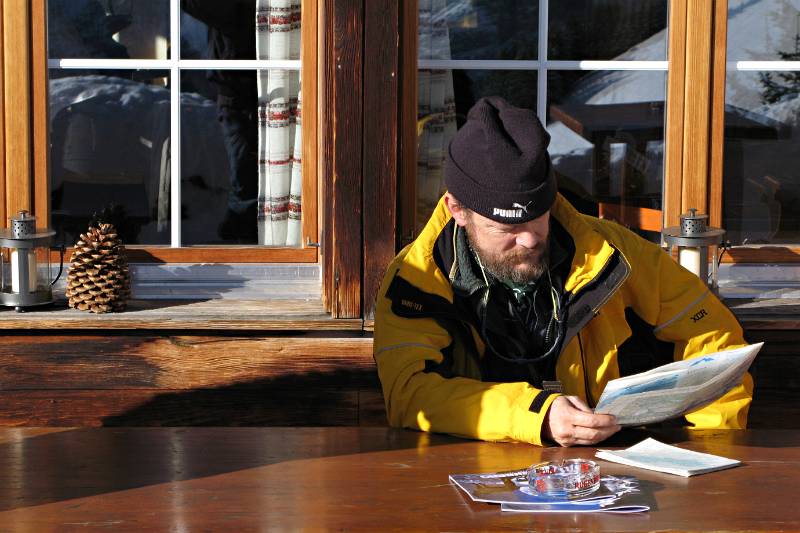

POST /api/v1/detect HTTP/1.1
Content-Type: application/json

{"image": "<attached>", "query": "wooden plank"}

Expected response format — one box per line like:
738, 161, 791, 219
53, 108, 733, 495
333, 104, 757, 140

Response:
0, 389, 361, 427
0, 299, 362, 330
663, 0, 687, 228
0, 0, 5, 227
32, 0, 48, 228
321, 0, 335, 313
3, 0, 32, 217
748, 388, 800, 429
724, 246, 800, 264
301, 0, 319, 254
708, 0, 728, 228
330, 0, 363, 318
358, 390, 387, 426
398, 0, 418, 245
362, 0, 399, 320
0, 335, 376, 390
50, 246, 318, 264
680, 0, 713, 215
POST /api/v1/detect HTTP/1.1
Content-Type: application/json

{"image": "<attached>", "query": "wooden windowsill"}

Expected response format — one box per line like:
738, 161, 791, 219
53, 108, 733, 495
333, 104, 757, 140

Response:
0, 297, 790, 332
728, 299, 800, 330
0, 299, 362, 331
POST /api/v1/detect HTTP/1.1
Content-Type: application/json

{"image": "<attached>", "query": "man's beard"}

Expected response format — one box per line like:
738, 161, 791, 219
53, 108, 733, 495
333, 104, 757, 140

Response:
464, 224, 550, 285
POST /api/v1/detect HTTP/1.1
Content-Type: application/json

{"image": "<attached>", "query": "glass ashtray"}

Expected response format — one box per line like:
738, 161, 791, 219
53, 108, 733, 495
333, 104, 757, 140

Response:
527, 459, 600, 499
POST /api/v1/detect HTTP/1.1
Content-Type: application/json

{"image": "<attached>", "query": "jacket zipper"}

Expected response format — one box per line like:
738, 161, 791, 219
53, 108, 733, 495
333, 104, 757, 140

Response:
591, 254, 631, 317
576, 331, 594, 408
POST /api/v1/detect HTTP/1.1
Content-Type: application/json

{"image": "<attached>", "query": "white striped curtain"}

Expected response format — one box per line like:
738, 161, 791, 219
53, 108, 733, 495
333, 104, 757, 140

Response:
256, 0, 302, 246
417, 0, 457, 233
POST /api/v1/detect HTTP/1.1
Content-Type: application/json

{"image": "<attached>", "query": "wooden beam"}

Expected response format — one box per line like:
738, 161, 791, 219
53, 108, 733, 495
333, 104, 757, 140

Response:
680, 0, 714, 215
0, 333, 382, 427
301, 0, 319, 256
0, 335, 375, 390
330, 0, 363, 318
398, 0, 418, 246
362, 0, 399, 320
321, 0, 335, 313
664, 0, 687, 228
2, 0, 32, 218
51, 245, 319, 264
0, 0, 5, 227
0, 299, 362, 331
708, 0, 729, 228
32, 0, 48, 228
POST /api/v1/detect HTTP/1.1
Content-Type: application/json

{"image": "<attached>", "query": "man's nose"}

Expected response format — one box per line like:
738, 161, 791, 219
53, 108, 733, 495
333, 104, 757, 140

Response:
515, 231, 539, 249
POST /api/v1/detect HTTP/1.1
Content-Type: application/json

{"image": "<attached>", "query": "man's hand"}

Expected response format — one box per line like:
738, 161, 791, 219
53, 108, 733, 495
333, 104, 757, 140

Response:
542, 395, 620, 447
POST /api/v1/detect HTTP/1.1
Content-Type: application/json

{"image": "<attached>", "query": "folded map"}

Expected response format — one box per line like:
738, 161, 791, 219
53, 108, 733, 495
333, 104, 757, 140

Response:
594, 343, 762, 426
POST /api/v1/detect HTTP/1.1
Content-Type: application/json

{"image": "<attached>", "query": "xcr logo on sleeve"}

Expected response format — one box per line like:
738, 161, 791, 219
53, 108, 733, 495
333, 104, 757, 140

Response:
690, 309, 708, 323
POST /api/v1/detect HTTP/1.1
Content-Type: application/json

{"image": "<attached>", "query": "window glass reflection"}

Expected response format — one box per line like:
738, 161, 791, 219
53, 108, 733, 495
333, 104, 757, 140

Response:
723, 71, 798, 244
49, 70, 171, 245
181, 70, 301, 246
727, 0, 800, 61
48, 0, 169, 60
549, 0, 667, 61
181, 0, 301, 61
547, 71, 667, 242
418, 0, 539, 61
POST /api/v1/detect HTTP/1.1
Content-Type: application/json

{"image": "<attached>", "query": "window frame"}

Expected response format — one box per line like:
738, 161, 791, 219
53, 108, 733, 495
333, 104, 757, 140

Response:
26, 0, 321, 263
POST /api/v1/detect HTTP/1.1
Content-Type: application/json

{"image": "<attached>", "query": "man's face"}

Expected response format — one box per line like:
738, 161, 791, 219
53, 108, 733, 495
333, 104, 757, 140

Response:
449, 196, 551, 284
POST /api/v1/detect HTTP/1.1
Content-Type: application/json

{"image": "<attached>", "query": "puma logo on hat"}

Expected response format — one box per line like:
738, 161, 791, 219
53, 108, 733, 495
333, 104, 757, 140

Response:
492, 201, 533, 218
512, 201, 533, 214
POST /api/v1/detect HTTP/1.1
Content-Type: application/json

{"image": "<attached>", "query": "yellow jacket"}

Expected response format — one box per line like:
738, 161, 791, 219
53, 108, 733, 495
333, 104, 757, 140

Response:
373, 194, 753, 446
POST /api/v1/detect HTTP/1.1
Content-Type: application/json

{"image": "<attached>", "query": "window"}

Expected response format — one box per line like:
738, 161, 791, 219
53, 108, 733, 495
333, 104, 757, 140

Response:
44, 0, 318, 262
409, 0, 670, 243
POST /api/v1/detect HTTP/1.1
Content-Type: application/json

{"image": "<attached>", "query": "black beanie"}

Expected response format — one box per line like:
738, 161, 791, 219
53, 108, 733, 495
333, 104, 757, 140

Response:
444, 96, 556, 223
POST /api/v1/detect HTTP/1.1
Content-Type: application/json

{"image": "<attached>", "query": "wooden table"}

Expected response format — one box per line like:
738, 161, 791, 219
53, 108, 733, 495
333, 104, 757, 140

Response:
0, 427, 797, 531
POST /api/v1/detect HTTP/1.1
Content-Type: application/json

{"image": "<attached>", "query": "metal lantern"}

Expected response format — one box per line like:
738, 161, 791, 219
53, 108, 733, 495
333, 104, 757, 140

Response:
663, 209, 725, 291
0, 211, 64, 311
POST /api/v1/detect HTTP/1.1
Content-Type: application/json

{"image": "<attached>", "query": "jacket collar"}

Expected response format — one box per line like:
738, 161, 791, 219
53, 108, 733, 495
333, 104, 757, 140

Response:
549, 195, 620, 295
395, 195, 456, 303
397, 193, 620, 300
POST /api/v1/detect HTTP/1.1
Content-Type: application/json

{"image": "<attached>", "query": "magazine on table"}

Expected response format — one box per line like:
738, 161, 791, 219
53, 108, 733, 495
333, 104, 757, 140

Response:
594, 343, 762, 426
449, 469, 651, 513
596, 438, 740, 477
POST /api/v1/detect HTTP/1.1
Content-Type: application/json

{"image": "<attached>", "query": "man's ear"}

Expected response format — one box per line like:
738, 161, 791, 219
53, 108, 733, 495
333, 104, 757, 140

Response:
444, 192, 469, 227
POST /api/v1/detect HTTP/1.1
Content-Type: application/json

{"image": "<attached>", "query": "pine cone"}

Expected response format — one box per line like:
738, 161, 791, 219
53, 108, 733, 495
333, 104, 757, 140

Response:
65, 223, 131, 313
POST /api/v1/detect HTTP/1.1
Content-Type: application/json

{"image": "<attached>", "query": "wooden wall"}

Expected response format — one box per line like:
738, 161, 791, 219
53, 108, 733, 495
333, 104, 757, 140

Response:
0, 332, 384, 427
745, 330, 800, 429
0, 327, 792, 429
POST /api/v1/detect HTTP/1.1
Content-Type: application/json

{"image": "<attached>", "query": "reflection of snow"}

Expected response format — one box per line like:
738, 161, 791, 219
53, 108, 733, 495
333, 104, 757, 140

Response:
49, 75, 229, 244
564, 70, 665, 106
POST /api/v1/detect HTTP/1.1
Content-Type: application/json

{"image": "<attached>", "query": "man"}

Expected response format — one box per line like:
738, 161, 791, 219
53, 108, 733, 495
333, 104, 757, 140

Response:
373, 96, 753, 447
